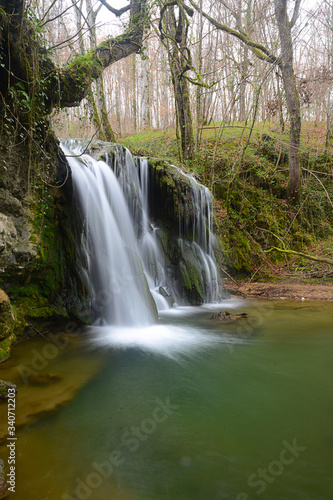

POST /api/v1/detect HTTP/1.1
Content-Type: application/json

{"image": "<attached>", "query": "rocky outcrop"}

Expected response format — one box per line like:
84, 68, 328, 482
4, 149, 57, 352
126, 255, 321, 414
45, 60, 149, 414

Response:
147, 158, 198, 234
0, 210, 37, 268
0, 132, 90, 357
146, 157, 222, 304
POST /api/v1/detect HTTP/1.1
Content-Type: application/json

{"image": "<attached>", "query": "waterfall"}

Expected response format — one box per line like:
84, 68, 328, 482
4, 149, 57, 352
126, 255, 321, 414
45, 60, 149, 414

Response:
62, 141, 221, 326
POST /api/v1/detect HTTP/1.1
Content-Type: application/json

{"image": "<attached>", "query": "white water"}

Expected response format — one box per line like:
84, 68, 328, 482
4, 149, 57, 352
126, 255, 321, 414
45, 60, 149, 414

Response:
88, 324, 223, 359
62, 142, 221, 328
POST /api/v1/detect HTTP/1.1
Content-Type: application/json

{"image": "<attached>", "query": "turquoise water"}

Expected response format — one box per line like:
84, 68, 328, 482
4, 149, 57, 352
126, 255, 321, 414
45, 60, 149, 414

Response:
0, 299, 332, 500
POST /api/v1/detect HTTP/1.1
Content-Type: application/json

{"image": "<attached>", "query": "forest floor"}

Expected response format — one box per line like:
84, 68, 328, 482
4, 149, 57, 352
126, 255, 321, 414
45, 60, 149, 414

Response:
223, 241, 333, 301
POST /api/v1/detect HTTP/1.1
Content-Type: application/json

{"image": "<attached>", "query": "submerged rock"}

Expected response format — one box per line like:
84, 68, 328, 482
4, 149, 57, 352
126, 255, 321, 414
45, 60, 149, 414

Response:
29, 372, 62, 386
210, 311, 248, 321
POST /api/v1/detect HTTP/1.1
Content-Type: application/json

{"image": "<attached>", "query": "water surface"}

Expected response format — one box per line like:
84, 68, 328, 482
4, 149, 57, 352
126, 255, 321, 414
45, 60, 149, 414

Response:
0, 299, 332, 500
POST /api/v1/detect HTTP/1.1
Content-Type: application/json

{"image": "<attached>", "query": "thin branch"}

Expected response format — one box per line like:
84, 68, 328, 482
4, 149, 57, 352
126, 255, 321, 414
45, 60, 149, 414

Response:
48, 26, 92, 51
41, 0, 82, 27
17, 311, 50, 340
220, 267, 239, 284
302, 168, 333, 208
40, 0, 57, 23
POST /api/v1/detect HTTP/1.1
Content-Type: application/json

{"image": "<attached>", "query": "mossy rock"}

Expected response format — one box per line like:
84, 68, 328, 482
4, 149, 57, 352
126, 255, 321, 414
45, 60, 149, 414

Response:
0, 289, 16, 341
210, 311, 248, 321
0, 332, 16, 361
178, 246, 205, 305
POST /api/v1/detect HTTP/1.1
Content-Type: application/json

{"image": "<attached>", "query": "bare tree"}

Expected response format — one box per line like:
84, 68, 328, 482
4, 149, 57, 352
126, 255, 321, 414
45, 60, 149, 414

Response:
188, 0, 303, 201
159, 2, 195, 161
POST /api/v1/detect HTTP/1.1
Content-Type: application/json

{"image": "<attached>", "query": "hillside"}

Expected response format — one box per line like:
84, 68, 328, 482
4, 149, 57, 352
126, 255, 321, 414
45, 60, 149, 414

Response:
121, 122, 333, 284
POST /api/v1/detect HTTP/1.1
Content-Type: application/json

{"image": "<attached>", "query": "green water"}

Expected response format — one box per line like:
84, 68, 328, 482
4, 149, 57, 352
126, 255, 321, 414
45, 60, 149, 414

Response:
0, 300, 332, 500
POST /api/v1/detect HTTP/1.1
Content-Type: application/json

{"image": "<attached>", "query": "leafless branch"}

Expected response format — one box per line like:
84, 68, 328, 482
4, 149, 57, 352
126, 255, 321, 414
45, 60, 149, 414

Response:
97, 0, 131, 17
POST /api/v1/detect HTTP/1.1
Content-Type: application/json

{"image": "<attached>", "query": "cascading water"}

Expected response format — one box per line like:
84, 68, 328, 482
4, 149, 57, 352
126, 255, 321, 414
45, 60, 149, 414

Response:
62, 141, 221, 326
175, 169, 220, 303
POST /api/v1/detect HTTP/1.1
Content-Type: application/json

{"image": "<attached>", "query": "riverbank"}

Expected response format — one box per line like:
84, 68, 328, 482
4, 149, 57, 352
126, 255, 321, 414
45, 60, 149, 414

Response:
224, 279, 333, 300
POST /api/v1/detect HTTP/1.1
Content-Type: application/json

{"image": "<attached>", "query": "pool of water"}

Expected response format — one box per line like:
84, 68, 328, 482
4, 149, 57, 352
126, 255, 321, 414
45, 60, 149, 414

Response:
0, 299, 332, 500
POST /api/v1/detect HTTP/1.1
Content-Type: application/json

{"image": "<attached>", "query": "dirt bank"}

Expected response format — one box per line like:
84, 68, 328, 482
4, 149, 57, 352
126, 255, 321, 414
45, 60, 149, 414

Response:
224, 280, 333, 301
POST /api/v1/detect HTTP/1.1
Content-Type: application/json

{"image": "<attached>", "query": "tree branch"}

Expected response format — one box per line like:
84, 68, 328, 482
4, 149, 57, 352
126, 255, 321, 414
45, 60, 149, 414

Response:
54, 0, 146, 108
188, 0, 278, 64
265, 247, 333, 266
97, 0, 131, 17
290, 0, 302, 28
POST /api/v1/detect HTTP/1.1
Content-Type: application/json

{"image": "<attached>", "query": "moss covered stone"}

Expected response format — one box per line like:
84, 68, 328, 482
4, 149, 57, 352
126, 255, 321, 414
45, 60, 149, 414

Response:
0, 289, 15, 341
0, 332, 16, 361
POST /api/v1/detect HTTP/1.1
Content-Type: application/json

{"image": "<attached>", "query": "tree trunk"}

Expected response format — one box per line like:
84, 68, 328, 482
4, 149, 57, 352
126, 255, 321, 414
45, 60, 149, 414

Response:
169, 55, 194, 162
274, 0, 302, 202
140, 55, 150, 130
131, 54, 137, 133
115, 81, 122, 137
163, 7, 194, 162
238, 45, 249, 122
86, 0, 116, 142
195, 0, 203, 147
96, 76, 116, 141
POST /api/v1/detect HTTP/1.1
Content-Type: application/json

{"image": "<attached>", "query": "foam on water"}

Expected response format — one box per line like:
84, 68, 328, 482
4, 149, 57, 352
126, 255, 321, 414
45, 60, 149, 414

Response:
87, 323, 230, 359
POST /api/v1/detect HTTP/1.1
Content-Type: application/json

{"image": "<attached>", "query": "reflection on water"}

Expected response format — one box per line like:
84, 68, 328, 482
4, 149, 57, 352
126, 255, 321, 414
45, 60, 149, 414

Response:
0, 300, 332, 500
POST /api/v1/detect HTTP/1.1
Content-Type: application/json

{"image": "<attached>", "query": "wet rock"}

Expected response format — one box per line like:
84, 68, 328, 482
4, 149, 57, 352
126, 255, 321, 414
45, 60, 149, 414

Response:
0, 212, 37, 268
0, 188, 23, 216
158, 286, 170, 298
0, 214, 17, 251
12, 246, 37, 264
210, 311, 248, 321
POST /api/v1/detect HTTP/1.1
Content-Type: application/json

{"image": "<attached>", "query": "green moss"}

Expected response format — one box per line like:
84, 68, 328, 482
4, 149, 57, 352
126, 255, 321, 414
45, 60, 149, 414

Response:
179, 258, 205, 304
0, 333, 16, 361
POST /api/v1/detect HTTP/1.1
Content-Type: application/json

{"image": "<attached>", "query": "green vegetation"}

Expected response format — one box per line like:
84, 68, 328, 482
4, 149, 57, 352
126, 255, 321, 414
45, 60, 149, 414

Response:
121, 122, 333, 280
